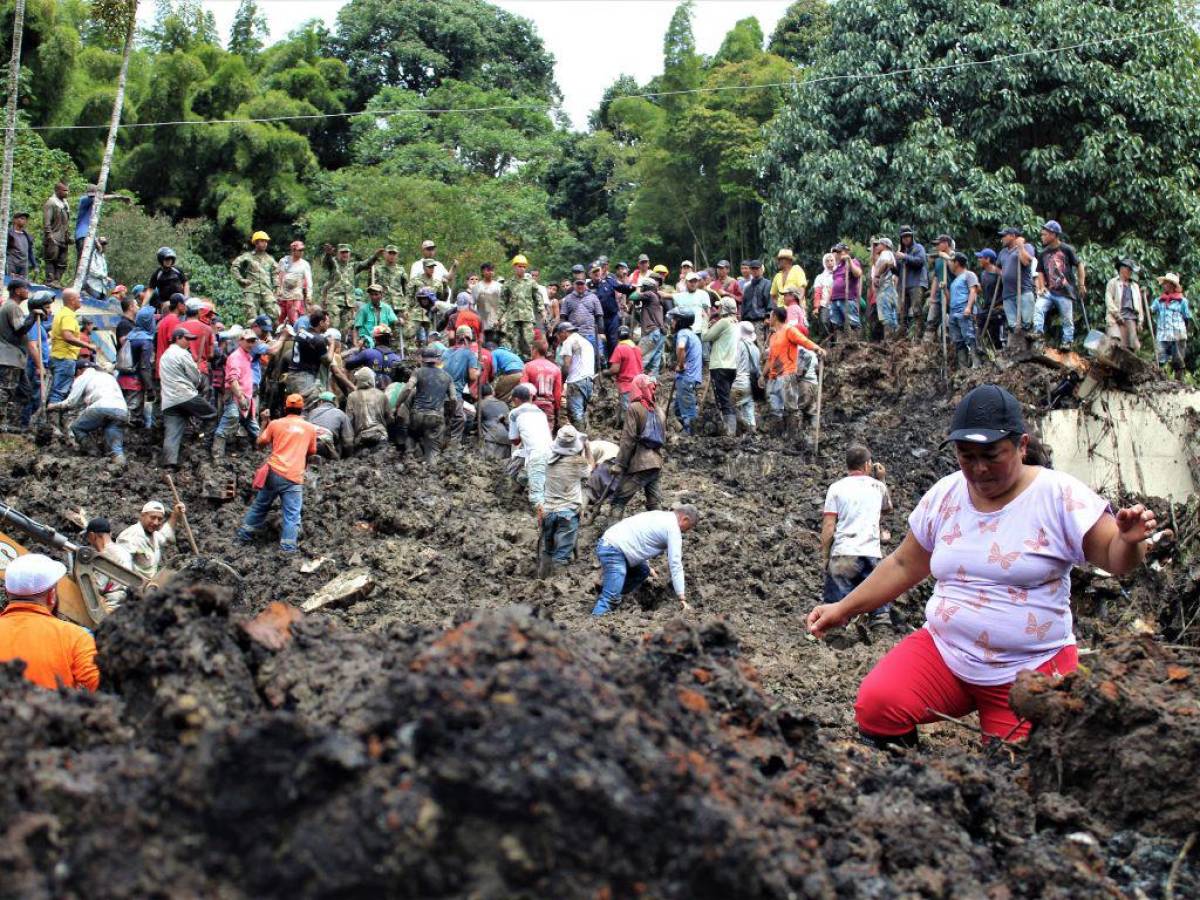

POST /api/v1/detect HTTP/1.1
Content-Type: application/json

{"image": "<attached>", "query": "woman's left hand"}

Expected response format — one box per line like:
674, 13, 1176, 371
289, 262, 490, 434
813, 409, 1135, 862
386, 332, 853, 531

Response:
1115, 504, 1158, 544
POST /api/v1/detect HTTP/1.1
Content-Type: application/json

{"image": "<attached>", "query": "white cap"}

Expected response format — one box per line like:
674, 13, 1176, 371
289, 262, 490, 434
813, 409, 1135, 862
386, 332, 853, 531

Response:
142, 500, 166, 514
4, 553, 66, 597
219, 325, 244, 340
326, 328, 342, 342
680, 260, 694, 268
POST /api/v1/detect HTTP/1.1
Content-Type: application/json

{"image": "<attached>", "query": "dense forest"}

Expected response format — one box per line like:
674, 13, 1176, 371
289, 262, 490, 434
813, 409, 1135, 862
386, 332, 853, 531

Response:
4, 0, 1200, 320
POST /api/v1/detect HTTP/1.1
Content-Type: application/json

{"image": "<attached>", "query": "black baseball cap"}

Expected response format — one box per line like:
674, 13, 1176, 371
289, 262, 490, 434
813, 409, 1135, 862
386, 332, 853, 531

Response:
85, 517, 111, 534
942, 384, 1025, 447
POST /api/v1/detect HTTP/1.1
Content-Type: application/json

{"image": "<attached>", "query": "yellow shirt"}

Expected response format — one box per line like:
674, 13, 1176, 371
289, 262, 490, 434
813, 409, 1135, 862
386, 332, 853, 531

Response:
771, 265, 808, 302
50, 306, 81, 360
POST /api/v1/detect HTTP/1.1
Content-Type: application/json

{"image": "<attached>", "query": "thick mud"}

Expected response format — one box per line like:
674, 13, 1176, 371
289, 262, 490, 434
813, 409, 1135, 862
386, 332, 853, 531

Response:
0, 340, 1196, 897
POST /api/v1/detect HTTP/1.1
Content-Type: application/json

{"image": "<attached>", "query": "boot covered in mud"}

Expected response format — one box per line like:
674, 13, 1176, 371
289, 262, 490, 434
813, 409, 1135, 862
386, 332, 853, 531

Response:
955, 346, 969, 370
782, 412, 799, 438
722, 413, 737, 437
967, 346, 981, 369
211, 435, 226, 459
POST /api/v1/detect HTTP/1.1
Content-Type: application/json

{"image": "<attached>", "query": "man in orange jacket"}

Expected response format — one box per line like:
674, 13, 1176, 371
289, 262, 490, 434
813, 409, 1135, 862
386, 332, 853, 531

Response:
0, 553, 99, 691
761, 306, 826, 439
236, 393, 318, 553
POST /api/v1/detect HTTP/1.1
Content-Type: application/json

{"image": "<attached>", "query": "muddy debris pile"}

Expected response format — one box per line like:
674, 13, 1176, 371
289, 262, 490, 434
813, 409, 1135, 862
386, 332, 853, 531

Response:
1012, 637, 1200, 839
5, 587, 1182, 899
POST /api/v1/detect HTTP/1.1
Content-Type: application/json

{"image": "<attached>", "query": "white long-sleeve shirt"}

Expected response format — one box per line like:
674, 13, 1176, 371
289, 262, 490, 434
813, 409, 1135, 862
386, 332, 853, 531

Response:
64, 366, 125, 411
159, 343, 201, 409
602, 510, 686, 596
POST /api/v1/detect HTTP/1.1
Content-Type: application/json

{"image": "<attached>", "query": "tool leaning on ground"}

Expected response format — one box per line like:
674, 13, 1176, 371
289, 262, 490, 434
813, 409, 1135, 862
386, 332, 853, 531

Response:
164, 473, 243, 581
0, 500, 145, 628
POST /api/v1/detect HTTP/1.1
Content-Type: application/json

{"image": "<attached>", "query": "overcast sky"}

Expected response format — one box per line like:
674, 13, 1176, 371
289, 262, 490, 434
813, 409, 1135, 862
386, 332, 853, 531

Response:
181, 0, 792, 129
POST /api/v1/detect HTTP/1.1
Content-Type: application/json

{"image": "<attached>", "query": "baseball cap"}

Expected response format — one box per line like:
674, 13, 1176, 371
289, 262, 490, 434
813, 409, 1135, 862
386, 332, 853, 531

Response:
420, 347, 441, 360
367, 283, 382, 292
421, 239, 436, 249
185, 299, 204, 313
1041, 220, 1063, 235
253, 314, 273, 331
975, 249, 998, 262
285, 393, 305, 410
337, 243, 351, 252
4, 553, 66, 597
84, 517, 111, 534
142, 501, 166, 514
637, 253, 650, 263
571, 264, 586, 274
171, 327, 196, 340
384, 244, 399, 253
936, 233, 955, 244
685, 271, 700, 282
422, 258, 436, 268
554, 322, 576, 333
952, 251, 969, 267
747, 259, 763, 268
318, 391, 336, 402
573, 275, 587, 284
997, 227, 1021, 237
942, 384, 1026, 447
899, 225, 915, 237
680, 259, 694, 268
716, 259, 730, 268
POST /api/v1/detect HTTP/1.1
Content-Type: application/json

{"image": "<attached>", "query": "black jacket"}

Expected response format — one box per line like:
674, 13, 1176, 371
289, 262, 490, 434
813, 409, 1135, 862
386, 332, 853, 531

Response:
741, 276, 771, 321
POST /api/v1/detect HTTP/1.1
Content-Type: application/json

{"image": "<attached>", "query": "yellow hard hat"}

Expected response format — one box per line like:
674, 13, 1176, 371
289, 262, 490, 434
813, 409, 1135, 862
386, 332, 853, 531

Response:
251, 230, 270, 243
511, 254, 529, 266
652, 264, 669, 275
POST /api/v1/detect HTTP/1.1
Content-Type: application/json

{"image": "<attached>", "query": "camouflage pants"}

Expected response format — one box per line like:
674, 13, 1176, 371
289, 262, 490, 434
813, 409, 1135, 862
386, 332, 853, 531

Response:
243, 291, 275, 321
511, 321, 534, 359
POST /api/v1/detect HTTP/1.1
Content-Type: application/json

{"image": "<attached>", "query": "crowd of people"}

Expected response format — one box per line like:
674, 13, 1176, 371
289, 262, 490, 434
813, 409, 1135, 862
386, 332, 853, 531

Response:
0, 215, 1167, 750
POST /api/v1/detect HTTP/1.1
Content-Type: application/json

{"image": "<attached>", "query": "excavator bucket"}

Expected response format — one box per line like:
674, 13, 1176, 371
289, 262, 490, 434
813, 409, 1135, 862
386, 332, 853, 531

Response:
0, 530, 97, 629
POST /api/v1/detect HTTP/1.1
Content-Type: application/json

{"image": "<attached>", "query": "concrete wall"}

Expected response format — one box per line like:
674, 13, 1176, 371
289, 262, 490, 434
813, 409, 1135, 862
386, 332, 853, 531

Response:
1040, 389, 1200, 501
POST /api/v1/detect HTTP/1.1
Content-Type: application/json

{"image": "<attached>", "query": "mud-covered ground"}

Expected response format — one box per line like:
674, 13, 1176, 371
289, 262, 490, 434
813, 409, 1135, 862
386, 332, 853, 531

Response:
0, 341, 1197, 897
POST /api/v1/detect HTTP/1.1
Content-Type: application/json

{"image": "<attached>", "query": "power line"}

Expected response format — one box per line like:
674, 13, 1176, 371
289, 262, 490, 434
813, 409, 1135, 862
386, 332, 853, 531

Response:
25, 23, 1189, 132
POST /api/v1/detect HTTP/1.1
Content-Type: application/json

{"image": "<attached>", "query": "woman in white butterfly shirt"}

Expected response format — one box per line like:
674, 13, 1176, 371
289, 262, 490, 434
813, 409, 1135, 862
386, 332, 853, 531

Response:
807, 384, 1157, 746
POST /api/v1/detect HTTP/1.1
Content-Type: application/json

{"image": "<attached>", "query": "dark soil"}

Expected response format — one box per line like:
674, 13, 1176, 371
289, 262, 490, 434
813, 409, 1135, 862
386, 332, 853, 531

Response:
0, 340, 1196, 897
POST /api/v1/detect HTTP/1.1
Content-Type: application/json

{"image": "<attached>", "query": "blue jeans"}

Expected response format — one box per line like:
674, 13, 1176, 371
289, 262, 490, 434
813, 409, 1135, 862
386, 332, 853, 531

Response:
541, 509, 580, 564
1003, 292, 1035, 330
48, 357, 76, 404
876, 280, 898, 328
674, 375, 699, 432
948, 310, 977, 349
823, 555, 888, 616
237, 470, 304, 552
829, 298, 860, 329
213, 398, 261, 440
592, 539, 651, 616
566, 378, 592, 425
20, 360, 43, 426
639, 328, 665, 378
1034, 292, 1075, 343
71, 406, 128, 455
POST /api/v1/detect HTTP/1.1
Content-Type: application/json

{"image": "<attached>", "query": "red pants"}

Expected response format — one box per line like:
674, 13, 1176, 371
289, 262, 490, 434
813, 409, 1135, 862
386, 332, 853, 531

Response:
855, 627, 1077, 742
278, 299, 305, 325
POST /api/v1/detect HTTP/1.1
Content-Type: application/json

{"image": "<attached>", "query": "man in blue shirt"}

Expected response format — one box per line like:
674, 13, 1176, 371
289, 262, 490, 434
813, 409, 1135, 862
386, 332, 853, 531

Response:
672, 309, 702, 435
896, 226, 927, 336
947, 252, 980, 369
74, 184, 130, 257
589, 260, 620, 367
440, 325, 479, 443
997, 226, 1036, 333
490, 344, 525, 402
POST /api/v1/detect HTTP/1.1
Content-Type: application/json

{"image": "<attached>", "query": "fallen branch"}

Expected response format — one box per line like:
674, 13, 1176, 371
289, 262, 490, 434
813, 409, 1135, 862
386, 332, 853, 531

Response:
1165, 831, 1196, 900
924, 708, 1025, 751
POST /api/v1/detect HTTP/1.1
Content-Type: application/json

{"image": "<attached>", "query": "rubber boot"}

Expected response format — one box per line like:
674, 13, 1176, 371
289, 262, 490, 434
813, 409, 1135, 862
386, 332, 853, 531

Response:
211, 435, 226, 459
968, 347, 981, 369
783, 412, 798, 438
955, 346, 968, 370
722, 413, 737, 437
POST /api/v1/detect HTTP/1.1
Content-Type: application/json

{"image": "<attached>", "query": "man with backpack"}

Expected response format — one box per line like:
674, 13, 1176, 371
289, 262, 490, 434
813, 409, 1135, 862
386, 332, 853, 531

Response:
607, 373, 665, 518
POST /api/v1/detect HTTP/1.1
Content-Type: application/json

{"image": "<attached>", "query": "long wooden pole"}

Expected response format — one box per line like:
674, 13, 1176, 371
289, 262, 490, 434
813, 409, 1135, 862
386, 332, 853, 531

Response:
0, 0, 27, 285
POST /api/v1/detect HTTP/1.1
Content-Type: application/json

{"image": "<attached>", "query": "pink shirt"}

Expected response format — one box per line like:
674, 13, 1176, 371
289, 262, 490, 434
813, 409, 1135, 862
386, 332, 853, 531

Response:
909, 468, 1108, 685
224, 347, 254, 402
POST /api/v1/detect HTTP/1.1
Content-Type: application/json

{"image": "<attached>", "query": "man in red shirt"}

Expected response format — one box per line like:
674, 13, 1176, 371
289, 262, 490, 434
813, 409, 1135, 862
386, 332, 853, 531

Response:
236, 393, 317, 553
521, 338, 562, 433
155, 293, 187, 375
599, 325, 643, 424
711, 259, 743, 310
180, 299, 215, 375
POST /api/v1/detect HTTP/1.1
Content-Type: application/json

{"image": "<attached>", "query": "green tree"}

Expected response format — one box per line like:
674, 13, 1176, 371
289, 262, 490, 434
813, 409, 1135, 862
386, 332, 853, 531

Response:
228, 0, 268, 60
760, 0, 1200, 292
139, 0, 217, 53
333, 0, 559, 109
768, 0, 830, 67
0, 0, 79, 125
714, 17, 764, 65
660, 1, 702, 114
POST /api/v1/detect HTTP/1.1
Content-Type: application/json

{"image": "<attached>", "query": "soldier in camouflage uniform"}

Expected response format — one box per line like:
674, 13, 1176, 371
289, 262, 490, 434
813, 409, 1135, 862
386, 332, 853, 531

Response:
370, 245, 408, 311
231, 231, 280, 321
321, 243, 372, 335
503, 254, 538, 358
406, 258, 449, 345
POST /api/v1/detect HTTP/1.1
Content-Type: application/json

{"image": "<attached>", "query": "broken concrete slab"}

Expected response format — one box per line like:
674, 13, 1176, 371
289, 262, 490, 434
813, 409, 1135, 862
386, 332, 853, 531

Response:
302, 568, 375, 613
1041, 387, 1200, 501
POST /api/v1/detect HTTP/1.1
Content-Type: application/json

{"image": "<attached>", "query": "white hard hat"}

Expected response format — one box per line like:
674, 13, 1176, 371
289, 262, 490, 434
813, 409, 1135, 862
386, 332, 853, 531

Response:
4, 553, 66, 597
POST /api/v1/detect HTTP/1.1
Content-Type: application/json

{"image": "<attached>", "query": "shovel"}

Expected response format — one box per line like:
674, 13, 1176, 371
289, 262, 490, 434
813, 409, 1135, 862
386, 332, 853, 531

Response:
164, 473, 243, 581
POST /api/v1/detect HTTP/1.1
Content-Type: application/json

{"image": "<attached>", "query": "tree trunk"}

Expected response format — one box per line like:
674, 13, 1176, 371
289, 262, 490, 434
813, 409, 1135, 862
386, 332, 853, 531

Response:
0, 0, 27, 286
74, 5, 136, 294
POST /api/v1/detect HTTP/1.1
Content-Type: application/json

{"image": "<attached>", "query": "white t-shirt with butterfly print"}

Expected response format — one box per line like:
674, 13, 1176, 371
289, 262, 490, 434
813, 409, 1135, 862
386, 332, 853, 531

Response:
908, 467, 1108, 686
